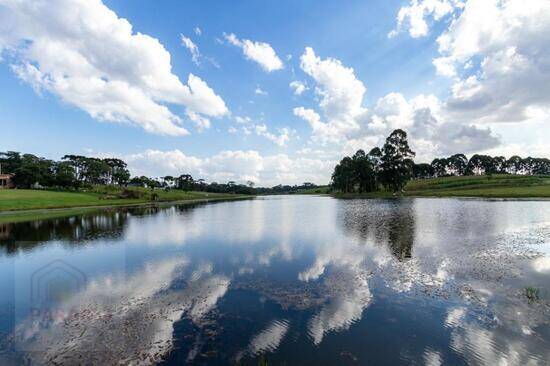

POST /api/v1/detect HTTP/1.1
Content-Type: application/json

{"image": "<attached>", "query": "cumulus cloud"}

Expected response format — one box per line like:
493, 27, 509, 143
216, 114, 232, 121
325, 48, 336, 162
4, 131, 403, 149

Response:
289, 80, 308, 95
436, 0, 550, 124
294, 47, 367, 143
294, 47, 499, 160
392, 1, 550, 127
389, 0, 463, 38
0, 0, 228, 136
120, 149, 334, 186
194, 27, 202, 36
224, 33, 283, 72
362, 92, 500, 160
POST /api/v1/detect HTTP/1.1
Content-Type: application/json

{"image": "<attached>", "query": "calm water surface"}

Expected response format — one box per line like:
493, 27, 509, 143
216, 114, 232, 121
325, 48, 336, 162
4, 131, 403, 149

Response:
0, 196, 549, 365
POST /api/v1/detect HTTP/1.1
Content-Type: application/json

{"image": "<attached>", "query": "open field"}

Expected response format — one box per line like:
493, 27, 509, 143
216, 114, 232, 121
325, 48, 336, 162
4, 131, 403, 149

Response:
331, 174, 550, 199
0, 187, 249, 212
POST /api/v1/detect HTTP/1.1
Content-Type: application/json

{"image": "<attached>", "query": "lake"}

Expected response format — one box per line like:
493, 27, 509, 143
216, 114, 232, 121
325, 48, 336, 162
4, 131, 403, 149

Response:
0, 196, 549, 365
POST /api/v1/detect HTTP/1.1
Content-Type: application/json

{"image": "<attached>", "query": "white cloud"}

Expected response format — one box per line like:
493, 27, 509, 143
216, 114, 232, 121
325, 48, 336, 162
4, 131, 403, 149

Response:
120, 149, 334, 186
234, 115, 252, 124
389, 0, 463, 38
289, 80, 308, 95
254, 124, 292, 147
224, 33, 283, 72
180, 34, 200, 65
362, 92, 500, 161
294, 47, 499, 157
0, 0, 228, 136
181, 33, 219, 69
186, 110, 211, 131
393, 1, 550, 127
194, 27, 202, 36
300, 47, 366, 124
254, 86, 268, 95
435, 0, 550, 124
294, 47, 367, 143
293, 107, 342, 143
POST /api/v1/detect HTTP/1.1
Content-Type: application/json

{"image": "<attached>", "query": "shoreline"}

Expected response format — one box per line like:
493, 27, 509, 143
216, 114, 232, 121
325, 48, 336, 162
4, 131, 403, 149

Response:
330, 193, 550, 201
1, 191, 549, 224
0, 195, 255, 224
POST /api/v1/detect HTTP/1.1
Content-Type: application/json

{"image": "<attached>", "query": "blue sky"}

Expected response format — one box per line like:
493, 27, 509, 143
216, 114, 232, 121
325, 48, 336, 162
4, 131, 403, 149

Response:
1, 0, 548, 185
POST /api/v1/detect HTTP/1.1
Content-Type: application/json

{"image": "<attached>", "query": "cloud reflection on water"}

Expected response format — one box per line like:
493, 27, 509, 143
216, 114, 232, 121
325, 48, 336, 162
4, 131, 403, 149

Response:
2, 197, 549, 364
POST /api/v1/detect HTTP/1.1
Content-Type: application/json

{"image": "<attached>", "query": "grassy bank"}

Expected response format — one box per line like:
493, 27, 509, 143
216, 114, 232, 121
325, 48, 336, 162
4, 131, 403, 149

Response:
332, 174, 550, 199
0, 187, 250, 213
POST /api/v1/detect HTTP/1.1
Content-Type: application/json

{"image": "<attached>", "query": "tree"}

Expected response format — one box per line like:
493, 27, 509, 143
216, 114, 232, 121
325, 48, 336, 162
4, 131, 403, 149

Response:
413, 163, 434, 179
62, 155, 88, 182
84, 158, 110, 185
505, 155, 523, 174
521, 157, 535, 175
162, 176, 175, 188
54, 161, 77, 188
467, 154, 493, 175
379, 129, 416, 192
367, 147, 382, 172
532, 158, 550, 175
331, 156, 354, 192
447, 154, 468, 176
351, 149, 377, 193
490, 156, 506, 174
177, 174, 194, 191
430, 158, 448, 177
0, 151, 22, 173
11, 154, 55, 188
103, 158, 130, 185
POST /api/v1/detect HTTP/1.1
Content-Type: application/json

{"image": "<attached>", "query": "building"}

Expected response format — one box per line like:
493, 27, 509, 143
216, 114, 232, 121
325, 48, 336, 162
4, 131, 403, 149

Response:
0, 173, 14, 189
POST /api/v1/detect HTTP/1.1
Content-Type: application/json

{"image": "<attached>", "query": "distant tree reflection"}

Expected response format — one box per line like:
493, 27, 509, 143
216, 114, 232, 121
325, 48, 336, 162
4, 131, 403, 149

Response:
337, 199, 416, 261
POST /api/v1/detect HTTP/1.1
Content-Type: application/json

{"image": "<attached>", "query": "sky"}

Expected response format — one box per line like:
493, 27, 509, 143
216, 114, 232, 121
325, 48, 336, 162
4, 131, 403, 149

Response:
0, 0, 549, 186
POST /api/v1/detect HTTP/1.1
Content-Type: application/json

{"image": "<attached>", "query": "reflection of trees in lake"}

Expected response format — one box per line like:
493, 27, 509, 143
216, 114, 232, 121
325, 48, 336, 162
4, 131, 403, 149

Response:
337, 199, 416, 261
0, 204, 207, 255
0, 210, 131, 255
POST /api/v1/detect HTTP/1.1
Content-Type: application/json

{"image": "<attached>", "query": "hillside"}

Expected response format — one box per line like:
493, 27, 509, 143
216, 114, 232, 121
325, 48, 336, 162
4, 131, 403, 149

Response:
0, 187, 248, 212
404, 174, 550, 198
328, 174, 550, 198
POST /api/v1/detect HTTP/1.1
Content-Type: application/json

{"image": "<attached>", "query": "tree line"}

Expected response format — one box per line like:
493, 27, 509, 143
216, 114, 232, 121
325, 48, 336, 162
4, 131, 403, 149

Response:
0, 152, 131, 188
415, 154, 550, 178
331, 129, 550, 193
0, 151, 320, 194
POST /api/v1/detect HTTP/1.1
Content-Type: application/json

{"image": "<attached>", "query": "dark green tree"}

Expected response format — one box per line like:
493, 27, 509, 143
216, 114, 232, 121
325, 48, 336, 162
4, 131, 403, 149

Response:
505, 155, 523, 174
430, 158, 448, 177
54, 161, 77, 188
331, 156, 354, 192
413, 163, 434, 179
177, 174, 194, 191
447, 154, 468, 176
379, 129, 416, 192
351, 149, 377, 193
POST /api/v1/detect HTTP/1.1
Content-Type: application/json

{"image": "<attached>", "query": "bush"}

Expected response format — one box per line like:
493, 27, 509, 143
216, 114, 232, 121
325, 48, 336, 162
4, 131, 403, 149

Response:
118, 189, 144, 199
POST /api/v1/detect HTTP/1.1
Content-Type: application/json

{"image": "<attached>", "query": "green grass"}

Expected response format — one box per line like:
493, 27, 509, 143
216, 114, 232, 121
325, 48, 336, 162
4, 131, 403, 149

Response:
405, 174, 550, 198
333, 174, 550, 199
0, 207, 104, 224
0, 187, 249, 212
